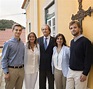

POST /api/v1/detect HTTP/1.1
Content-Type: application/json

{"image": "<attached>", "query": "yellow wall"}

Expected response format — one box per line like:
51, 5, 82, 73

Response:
26, 0, 46, 37
38, 0, 46, 37
26, 0, 34, 39
83, 0, 93, 42
25, 1, 31, 38
29, 0, 34, 32
57, 0, 78, 45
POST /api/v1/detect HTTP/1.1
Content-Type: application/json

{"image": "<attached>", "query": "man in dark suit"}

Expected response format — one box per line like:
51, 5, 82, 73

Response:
38, 24, 55, 89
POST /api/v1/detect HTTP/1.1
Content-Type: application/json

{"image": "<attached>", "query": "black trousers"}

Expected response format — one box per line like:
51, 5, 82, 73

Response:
39, 70, 54, 89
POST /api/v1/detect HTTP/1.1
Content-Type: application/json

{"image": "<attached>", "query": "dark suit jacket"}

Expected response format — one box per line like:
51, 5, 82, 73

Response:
38, 36, 55, 71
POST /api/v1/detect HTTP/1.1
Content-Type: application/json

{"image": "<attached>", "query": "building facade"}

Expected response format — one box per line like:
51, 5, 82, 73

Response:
22, 0, 93, 88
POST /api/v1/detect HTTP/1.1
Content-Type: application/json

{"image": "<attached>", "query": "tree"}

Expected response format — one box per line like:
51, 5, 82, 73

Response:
0, 19, 25, 30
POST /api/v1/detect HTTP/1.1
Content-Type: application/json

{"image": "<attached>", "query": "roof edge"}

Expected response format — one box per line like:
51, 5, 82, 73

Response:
22, 0, 30, 9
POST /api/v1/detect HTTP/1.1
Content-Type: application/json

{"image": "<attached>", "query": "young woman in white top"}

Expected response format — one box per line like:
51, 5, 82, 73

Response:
52, 33, 70, 89
24, 32, 40, 89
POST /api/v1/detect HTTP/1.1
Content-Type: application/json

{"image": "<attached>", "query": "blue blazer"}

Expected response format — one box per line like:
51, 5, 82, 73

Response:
52, 45, 70, 77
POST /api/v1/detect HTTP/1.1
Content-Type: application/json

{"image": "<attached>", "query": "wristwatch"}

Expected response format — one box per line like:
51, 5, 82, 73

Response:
7, 72, 9, 74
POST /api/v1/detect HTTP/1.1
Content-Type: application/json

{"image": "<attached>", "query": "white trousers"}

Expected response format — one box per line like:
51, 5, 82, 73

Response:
24, 72, 38, 89
66, 68, 88, 89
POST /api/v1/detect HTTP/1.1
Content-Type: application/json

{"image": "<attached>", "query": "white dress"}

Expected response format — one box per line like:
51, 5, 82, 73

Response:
24, 44, 40, 89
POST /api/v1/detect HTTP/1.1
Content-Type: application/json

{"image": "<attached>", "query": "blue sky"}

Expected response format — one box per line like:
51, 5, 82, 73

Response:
0, 0, 26, 27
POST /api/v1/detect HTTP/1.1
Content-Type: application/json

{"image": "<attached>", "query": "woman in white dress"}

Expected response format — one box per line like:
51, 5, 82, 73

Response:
52, 33, 70, 89
24, 32, 40, 89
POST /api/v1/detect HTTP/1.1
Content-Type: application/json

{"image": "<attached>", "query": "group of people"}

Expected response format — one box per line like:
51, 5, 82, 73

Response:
1, 20, 93, 89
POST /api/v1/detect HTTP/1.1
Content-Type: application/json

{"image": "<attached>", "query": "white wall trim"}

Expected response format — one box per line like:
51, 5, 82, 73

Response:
23, 0, 30, 9
55, 0, 58, 35
43, 0, 54, 10
25, 1, 30, 11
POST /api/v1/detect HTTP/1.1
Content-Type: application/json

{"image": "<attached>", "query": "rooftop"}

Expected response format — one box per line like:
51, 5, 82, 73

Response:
0, 29, 26, 47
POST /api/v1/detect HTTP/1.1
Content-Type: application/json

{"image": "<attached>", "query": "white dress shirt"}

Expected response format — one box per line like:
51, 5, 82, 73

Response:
43, 35, 50, 46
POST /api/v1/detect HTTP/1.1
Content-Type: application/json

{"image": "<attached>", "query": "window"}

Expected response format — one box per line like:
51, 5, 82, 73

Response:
45, 1, 56, 37
47, 16, 55, 37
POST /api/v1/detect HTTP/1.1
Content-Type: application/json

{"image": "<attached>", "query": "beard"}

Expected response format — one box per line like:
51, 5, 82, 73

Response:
71, 31, 79, 36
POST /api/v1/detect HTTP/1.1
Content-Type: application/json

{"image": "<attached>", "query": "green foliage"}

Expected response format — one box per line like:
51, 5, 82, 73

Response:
0, 19, 16, 30
0, 19, 25, 30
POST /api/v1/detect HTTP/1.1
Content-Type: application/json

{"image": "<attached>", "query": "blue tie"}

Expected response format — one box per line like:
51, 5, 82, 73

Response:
44, 38, 47, 50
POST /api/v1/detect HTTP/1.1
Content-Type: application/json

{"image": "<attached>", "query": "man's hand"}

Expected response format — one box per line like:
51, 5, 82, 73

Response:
80, 74, 87, 82
4, 73, 10, 81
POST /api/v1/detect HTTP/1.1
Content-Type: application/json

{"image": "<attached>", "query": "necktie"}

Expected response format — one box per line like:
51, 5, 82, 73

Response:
44, 38, 47, 50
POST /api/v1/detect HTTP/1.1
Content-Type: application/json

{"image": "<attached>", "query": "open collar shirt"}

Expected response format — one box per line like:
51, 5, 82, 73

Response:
1, 37, 25, 73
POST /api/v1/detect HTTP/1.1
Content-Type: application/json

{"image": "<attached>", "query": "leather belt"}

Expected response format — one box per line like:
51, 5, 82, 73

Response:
8, 65, 24, 68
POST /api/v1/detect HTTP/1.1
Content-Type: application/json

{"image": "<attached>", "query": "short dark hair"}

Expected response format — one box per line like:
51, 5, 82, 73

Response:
55, 33, 67, 47
12, 24, 23, 30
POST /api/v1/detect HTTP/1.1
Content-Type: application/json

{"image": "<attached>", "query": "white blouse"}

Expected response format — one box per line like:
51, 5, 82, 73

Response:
52, 47, 63, 70
24, 44, 40, 74
52, 45, 70, 77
